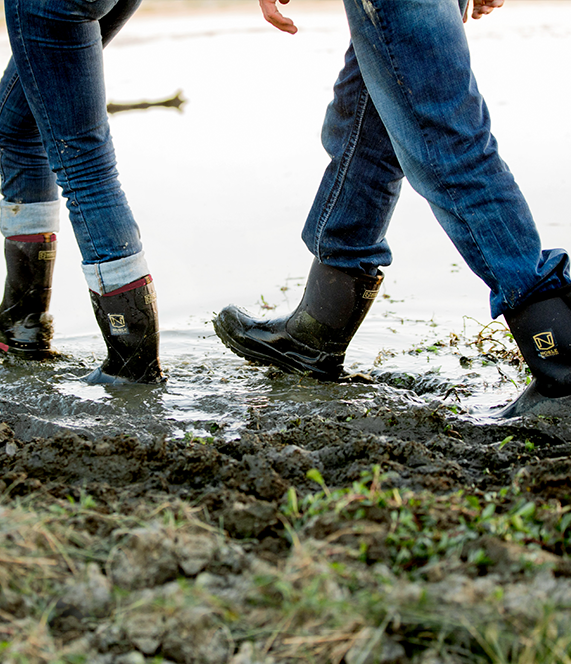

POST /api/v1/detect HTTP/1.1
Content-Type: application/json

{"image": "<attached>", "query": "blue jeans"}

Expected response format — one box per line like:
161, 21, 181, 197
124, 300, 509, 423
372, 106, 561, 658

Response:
0, 0, 149, 294
303, 0, 570, 318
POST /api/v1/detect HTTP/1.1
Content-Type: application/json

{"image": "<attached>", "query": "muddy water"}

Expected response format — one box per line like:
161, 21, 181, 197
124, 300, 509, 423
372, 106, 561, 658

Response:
0, 1, 570, 442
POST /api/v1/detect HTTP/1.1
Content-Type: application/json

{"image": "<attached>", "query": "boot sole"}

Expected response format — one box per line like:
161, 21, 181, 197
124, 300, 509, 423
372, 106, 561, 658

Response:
496, 379, 571, 418
213, 316, 340, 381
0, 341, 54, 361
82, 366, 167, 385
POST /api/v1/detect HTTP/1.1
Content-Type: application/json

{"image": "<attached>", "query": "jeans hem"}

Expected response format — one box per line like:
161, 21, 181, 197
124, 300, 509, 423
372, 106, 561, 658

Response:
0, 199, 60, 236
82, 251, 150, 295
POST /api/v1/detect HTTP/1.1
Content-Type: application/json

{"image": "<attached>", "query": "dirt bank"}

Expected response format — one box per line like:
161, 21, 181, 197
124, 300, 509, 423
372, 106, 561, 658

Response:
2, 372, 571, 663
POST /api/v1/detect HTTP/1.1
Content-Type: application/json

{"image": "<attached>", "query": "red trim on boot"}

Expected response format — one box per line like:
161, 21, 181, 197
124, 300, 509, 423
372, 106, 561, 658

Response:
102, 275, 153, 297
0, 342, 9, 353
7, 233, 57, 243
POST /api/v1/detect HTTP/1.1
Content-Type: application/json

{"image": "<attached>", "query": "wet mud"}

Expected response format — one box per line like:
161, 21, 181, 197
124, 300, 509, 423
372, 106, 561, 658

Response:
3, 382, 571, 534
2, 363, 571, 663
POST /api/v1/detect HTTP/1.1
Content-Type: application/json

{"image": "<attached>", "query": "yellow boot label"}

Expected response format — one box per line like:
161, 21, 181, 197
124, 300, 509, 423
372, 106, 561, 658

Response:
533, 330, 559, 358
108, 314, 129, 336
362, 288, 380, 300
38, 250, 56, 261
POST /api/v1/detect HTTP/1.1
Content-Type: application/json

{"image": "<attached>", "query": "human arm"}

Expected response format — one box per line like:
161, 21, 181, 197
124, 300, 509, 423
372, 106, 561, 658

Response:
464, 0, 505, 22
259, 0, 298, 34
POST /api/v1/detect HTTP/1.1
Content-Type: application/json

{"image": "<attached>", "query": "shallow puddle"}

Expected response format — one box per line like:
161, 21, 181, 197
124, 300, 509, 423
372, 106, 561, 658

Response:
0, 1, 570, 442
0, 307, 526, 444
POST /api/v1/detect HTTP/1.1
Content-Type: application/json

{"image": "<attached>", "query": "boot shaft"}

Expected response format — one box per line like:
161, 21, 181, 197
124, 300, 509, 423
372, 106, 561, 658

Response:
287, 260, 383, 354
1, 234, 56, 317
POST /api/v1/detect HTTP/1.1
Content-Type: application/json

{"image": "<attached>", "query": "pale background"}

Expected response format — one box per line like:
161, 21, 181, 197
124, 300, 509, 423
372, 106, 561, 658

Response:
0, 0, 569, 404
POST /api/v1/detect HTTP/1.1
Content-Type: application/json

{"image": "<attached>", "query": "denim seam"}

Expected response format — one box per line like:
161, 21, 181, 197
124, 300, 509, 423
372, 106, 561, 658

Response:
363, 0, 499, 293
95, 263, 104, 294
0, 70, 21, 194
11, 0, 102, 261
313, 83, 370, 263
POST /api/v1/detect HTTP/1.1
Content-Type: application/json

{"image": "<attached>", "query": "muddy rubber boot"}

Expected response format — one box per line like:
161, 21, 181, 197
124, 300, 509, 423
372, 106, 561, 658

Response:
499, 286, 571, 417
213, 259, 383, 380
0, 233, 57, 360
84, 275, 166, 385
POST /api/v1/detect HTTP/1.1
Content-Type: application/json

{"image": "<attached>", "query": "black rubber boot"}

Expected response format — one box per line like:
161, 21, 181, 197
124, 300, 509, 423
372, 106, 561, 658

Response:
84, 275, 166, 384
499, 286, 571, 417
0, 233, 57, 360
213, 259, 384, 380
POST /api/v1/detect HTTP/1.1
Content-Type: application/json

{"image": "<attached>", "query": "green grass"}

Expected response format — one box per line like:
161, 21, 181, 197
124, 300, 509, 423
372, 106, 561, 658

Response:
283, 466, 571, 577
2, 471, 571, 663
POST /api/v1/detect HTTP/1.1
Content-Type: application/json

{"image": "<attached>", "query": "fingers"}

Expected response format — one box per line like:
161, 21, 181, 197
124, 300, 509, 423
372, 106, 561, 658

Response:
471, 0, 505, 20
259, 0, 298, 34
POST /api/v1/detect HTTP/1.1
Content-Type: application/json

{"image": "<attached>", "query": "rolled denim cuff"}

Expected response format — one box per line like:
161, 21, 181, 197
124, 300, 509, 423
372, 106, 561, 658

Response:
0, 199, 60, 237
82, 251, 151, 295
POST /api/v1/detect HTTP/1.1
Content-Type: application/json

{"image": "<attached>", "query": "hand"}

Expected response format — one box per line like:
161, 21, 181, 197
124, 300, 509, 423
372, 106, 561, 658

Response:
464, 0, 505, 22
259, 0, 298, 34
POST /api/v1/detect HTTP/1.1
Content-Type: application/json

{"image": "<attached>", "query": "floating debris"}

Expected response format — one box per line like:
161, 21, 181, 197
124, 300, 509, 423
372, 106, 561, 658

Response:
106, 90, 186, 114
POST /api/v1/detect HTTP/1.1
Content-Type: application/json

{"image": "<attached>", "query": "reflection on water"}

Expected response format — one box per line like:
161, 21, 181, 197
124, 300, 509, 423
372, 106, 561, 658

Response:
0, 311, 524, 444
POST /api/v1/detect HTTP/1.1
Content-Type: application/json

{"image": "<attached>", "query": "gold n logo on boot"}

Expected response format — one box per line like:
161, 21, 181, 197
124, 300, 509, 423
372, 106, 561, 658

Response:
108, 314, 129, 336
362, 288, 380, 300
533, 331, 559, 358
38, 250, 56, 261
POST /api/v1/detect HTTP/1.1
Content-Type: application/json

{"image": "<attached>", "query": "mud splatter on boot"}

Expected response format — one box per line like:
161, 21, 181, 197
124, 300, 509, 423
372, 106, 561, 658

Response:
0, 233, 57, 360
85, 275, 165, 384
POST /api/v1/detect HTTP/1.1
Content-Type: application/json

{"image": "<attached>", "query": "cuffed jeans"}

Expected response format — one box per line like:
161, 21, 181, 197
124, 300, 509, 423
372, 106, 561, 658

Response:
303, 0, 570, 318
0, 0, 149, 294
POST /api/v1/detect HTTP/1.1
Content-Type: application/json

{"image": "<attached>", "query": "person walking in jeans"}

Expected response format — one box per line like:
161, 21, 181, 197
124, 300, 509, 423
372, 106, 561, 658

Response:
0, 0, 164, 384
214, 0, 571, 417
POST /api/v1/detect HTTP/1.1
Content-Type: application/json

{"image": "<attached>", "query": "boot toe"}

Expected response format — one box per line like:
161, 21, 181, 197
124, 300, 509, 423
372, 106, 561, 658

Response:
496, 379, 571, 418
82, 365, 166, 385
213, 305, 342, 380
83, 367, 132, 385
214, 305, 260, 357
